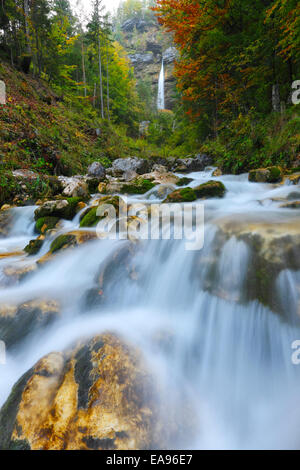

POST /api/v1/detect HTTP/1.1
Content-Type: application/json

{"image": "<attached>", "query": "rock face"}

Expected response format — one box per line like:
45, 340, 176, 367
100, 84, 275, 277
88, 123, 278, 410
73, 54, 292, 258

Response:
120, 17, 176, 109
0, 334, 180, 450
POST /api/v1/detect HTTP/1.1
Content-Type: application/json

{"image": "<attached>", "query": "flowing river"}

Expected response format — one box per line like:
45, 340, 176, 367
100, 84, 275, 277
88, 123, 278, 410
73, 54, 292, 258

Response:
0, 169, 300, 450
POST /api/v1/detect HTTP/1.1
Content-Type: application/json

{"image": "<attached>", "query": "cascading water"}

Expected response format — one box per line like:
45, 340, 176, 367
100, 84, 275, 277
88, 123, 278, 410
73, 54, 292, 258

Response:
157, 59, 165, 110
0, 169, 300, 449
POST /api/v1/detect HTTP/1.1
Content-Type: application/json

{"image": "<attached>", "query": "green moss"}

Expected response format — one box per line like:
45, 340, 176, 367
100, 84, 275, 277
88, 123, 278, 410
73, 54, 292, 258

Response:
80, 197, 121, 228
268, 166, 282, 183
177, 177, 193, 187
164, 187, 197, 203
120, 179, 155, 195
24, 239, 43, 256
50, 234, 76, 253
79, 207, 99, 228
194, 180, 226, 198
35, 216, 60, 234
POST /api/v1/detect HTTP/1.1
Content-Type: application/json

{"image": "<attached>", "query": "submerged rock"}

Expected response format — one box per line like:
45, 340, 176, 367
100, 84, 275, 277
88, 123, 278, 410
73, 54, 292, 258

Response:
249, 166, 283, 183
24, 239, 43, 256
0, 300, 60, 350
0, 334, 188, 450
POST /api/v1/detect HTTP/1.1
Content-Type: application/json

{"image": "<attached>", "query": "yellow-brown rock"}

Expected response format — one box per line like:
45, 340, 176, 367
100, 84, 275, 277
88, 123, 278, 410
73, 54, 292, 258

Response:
0, 334, 189, 450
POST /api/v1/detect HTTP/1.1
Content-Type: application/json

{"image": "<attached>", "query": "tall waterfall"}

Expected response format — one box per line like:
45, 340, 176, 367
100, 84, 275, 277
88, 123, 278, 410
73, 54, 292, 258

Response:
157, 59, 165, 110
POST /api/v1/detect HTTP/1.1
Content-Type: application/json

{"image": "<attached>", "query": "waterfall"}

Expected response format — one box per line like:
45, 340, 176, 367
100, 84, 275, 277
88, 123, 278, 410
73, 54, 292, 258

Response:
157, 59, 165, 110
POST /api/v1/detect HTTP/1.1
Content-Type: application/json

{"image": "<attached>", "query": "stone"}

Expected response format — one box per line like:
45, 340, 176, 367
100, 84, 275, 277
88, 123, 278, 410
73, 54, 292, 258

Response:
34, 199, 81, 221
163, 187, 197, 203
0, 334, 191, 450
249, 166, 283, 183
163, 47, 178, 64
0, 299, 60, 350
194, 180, 226, 199
87, 162, 106, 179
212, 168, 223, 177
174, 154, 213, 172
24, 239, 43, 256
280, 201, 300, 209
112, 158, 150, 177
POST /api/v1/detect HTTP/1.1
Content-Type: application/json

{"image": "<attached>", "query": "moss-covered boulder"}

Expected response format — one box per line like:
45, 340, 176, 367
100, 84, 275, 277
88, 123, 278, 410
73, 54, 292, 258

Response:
0, 300, 60, 350
34, 198, 82, 222
249, 166, 283, 183
24, 239, 43, 256
35, 216, 60, 234
0, 334, 191, 450
120, 178, 156, 195
0, 208, 13, 238
163, 187, 197, 203
176, 177, 193, 187
80, 196, 122, 228
194, 180, 226, 199
50, 234, 77, 254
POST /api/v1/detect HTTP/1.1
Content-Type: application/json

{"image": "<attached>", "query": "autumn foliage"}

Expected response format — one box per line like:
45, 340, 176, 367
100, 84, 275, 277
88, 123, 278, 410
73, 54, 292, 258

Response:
154, 0, 300, 133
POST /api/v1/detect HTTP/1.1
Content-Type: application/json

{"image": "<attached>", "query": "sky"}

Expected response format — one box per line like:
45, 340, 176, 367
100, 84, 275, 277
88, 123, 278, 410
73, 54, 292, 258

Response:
70, 0, 121, 19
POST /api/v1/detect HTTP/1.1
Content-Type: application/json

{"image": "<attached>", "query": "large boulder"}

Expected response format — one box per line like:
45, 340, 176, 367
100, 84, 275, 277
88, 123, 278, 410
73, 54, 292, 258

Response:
194, 180, 226, 199
249, 166, 283, 183
163, 187, 197, 203
112, 158, 150, 178
87, 162, 106, 179
0, 334, 187, 450
59, 177, 89, 199
34, 198, 82, 221
174, 154, 212, 172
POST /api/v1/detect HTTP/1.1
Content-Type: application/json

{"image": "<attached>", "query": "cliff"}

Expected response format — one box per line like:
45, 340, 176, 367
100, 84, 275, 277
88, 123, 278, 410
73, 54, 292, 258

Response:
118, 17, 177, 110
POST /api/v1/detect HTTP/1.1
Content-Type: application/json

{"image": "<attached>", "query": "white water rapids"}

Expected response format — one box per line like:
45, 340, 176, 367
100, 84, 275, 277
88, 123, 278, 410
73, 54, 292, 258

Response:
0, 168, 300, 449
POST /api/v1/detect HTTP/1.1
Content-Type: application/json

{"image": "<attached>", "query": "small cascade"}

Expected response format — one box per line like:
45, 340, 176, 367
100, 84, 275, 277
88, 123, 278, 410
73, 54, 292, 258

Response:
157, 59, 165, 110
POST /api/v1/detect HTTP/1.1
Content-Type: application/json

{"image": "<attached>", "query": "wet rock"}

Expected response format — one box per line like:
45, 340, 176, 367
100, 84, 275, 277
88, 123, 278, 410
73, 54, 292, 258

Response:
87, 162, 106, 179
49, 234, 77, 254
249, 166, 283, 183
163, 187, 197, 203
34, 198, 81, 221
0, 300, 60, 350
35, 216, 60, 234
2, 263, 37, 285
24, 239, 43, 256
174, 154, 212, 172
120, 178, 156, 195
285, 173, 300, 185
280, 201, 300, 209
287, 191, 300, 200
112, 158, 150, 177
194, 181, 226, 199
0, 208, 13, 237
80, 196, 121, 228
177, 177, 193, 187
212, 168, 223, 177
211, 216, 300, 316
0, 334, 186, 450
